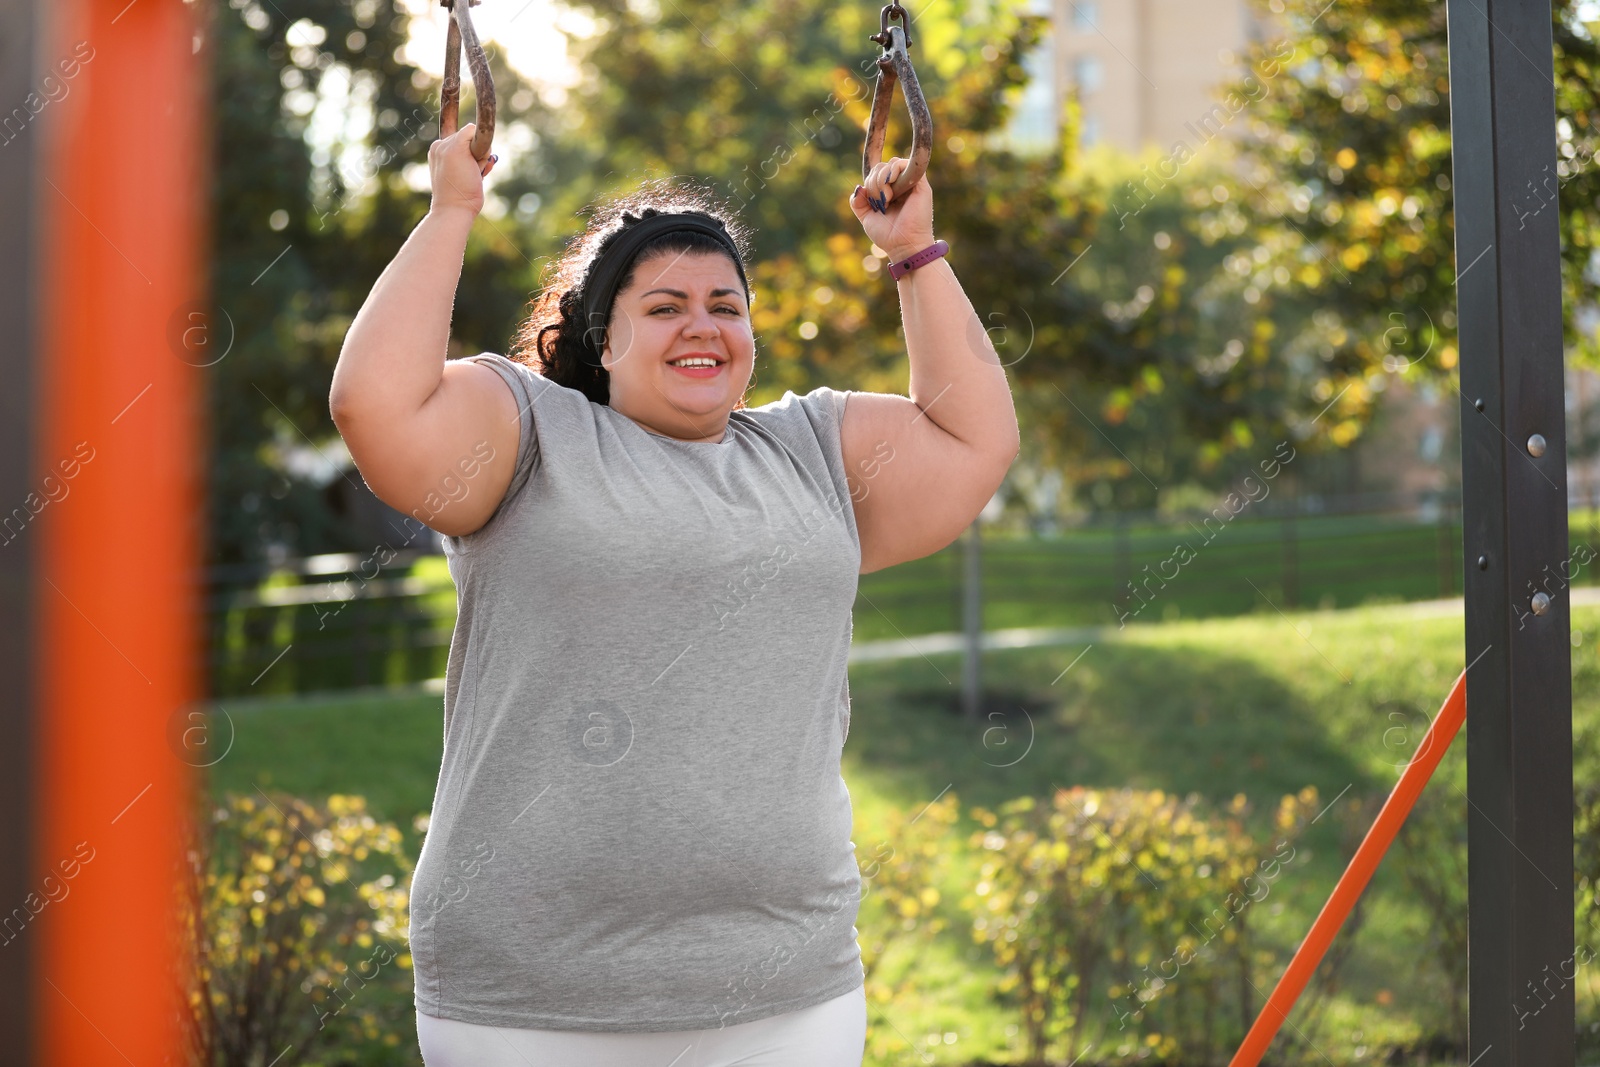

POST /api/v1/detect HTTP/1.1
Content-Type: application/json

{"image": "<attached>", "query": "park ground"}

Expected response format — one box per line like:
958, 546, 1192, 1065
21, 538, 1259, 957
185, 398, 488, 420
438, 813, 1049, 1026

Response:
205, 598, 1600, 1066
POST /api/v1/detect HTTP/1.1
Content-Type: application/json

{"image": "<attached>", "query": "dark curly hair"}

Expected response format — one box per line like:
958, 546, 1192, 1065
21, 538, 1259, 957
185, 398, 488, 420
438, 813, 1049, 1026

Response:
508, 178, 756, 408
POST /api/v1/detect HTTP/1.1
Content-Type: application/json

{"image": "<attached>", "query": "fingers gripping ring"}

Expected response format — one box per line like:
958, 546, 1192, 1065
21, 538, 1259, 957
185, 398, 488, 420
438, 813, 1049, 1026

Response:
862, 3, 932, 204
440, 0, 497, 162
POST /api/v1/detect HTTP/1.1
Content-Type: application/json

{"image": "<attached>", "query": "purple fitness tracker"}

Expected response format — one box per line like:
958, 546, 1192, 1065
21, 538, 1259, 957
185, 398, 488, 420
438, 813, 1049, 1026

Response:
887, 239, 950, 280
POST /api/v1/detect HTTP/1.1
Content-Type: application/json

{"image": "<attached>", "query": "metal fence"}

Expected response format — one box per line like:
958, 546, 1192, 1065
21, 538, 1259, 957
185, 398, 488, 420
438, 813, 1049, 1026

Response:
206, 551, 457, 698
204, 491, 1600, 698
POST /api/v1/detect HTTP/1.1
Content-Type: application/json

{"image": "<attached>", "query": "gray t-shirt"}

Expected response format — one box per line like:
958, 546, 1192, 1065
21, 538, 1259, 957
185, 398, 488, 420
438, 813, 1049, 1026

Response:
409, 352, 866, 1032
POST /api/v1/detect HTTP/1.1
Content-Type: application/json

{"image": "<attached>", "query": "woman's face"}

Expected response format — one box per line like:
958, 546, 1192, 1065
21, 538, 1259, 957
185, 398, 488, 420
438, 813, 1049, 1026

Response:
601, 249, 755, 443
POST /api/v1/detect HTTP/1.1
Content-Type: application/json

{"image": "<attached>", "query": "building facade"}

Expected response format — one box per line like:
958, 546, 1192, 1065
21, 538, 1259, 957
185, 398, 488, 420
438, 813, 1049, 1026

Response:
1002, 0, 1270, 154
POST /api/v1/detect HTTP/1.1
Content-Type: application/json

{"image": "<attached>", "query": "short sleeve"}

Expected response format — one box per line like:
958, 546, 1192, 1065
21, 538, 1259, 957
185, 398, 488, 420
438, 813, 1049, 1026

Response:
800, 386, 851, 466
775, 385, 860, 557
456, 352, 550, 536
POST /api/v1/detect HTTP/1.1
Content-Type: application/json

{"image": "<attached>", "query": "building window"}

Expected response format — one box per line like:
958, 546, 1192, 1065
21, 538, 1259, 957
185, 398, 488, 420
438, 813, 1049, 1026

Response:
1080, 113, 1101, 147
1072, 54, 1104, 94
1070, 2, 1099, 30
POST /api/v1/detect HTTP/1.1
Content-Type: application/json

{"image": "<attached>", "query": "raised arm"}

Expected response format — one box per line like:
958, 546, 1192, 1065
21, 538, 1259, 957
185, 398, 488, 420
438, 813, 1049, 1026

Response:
329, 122, 520, 538
842, 164, 1021, 573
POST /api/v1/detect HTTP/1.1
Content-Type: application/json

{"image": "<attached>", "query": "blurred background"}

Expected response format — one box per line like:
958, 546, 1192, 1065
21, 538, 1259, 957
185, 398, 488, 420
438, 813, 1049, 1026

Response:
101, 0, 1600, 1061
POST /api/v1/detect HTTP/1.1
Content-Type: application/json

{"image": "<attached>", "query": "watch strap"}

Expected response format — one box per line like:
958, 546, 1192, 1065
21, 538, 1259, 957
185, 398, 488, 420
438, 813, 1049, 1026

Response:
888, 239, 950, 280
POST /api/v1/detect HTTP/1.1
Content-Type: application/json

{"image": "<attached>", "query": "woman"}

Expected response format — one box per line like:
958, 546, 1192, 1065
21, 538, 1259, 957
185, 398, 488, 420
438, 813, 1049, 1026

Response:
329, 116, 1019, 1066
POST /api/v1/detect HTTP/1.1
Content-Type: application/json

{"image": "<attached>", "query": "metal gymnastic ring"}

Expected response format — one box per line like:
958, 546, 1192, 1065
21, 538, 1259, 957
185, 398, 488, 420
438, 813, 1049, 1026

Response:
862, 2, 931, 204
440, 0, 496, 162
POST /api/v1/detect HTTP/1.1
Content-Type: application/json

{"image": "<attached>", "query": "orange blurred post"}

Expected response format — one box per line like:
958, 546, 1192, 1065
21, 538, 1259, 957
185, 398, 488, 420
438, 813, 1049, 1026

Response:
1228, 671, 1469, 1067
34, 0, 208, 1063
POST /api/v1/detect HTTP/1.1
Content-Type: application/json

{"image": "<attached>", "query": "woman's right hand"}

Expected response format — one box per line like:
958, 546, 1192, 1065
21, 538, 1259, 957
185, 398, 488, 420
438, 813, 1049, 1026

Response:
428, 121, 498, 217
334, 118, 516, 540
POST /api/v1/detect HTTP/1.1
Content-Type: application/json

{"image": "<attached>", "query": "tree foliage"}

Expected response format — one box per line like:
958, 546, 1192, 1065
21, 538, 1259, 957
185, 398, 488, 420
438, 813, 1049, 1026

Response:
534, 0, 1375, 513
1231, 0, 1600, 446
204, 0, 1478, 563
205, 0, 539, 564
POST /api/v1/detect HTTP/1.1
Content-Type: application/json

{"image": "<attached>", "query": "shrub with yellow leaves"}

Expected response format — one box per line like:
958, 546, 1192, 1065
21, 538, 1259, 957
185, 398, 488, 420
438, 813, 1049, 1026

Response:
965, 785, 1318, 1065
853, 790, 965, 1066
856, 790, 963, 979
176, 792, 414, 1066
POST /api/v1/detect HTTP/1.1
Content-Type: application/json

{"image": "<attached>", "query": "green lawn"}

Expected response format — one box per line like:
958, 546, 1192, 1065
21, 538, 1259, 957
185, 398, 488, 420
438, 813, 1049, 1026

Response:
203, 600, 1600, 1065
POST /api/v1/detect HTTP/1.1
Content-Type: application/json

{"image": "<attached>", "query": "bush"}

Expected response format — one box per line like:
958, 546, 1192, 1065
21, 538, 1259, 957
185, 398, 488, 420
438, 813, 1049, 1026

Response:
1574, 773, 1600, 1058
178, 792, 414, 1066
858, 791, 963, 972
852, 791, 964, 1062
966, 785, 1318, 1065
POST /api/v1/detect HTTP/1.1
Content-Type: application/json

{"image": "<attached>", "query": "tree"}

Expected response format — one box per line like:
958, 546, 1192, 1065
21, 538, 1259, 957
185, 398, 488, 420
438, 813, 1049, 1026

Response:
534, 0, 1371, 513
1027, 147, 1363, 510
204, 0, 540, 565
203, 0, 1433, 565
1230, 0, 1600, 451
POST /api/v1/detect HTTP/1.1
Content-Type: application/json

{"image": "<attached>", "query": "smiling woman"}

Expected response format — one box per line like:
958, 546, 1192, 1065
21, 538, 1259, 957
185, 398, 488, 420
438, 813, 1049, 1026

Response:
328, 113, 1017, 1067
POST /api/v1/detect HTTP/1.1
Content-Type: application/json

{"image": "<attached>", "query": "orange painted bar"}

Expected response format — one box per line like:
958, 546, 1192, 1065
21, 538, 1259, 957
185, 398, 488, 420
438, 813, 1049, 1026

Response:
1228, 670, 1469, 1067
35, 0, 206, 1062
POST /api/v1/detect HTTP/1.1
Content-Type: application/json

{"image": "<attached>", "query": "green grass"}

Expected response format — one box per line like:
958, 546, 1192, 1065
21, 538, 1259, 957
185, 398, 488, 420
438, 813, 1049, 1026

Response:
202, 601, 1600, 1065
855, 512, 1481, 640
207, 687, 447, 829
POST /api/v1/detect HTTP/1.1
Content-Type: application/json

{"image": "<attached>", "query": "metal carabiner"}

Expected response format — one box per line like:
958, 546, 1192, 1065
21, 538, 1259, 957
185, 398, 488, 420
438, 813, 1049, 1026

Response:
440, 0, 496, 162
862, 2, 932, 211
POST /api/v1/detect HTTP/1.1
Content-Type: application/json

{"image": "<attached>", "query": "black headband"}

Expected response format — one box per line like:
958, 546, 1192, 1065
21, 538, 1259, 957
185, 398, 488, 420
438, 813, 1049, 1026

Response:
579, 212, 750, 363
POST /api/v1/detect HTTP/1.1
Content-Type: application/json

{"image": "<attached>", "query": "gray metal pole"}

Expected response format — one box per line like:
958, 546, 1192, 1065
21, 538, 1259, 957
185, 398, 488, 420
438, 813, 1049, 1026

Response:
1445, 0, 1575, 1062
0, 0, 40, 1058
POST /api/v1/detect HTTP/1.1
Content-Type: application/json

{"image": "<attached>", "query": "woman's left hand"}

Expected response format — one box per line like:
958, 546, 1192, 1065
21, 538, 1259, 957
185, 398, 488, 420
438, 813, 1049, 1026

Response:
849, 157, 937, 264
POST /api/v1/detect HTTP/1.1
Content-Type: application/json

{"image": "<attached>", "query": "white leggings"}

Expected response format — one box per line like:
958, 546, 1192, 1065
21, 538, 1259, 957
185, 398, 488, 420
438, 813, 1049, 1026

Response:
416, 983, 867, 1067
